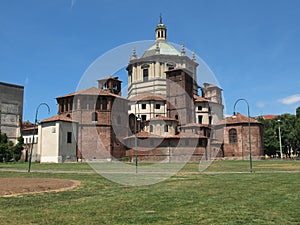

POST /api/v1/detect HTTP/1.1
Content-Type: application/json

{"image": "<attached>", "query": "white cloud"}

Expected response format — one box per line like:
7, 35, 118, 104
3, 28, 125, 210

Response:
279, 94, 300, 105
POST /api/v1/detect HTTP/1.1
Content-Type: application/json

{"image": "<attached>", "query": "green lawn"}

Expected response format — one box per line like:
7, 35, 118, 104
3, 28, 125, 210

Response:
0, 160, 299, 224
1, 159, 300, 173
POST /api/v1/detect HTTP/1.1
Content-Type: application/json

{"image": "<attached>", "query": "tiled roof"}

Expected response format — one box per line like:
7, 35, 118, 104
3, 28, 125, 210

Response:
22, 126, 38, 131
129, 94, 166, 101
147, 116, 177, 122
218, 113, 260, 125
124, 130, 207, 140
261, 115, 277, 120
56, 87, 124, 99
22, 121, 35, 128
193, 94, 208, 102
41, 114, 76, 123
181, 123, 210, 128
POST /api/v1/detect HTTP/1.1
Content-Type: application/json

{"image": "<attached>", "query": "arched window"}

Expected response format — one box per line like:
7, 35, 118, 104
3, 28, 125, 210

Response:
229, 129, 238, 143
92, 112, 98, 121
143, 68, 148, 81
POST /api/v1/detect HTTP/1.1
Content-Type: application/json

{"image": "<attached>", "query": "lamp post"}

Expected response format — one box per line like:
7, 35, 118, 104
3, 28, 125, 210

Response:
28, 103, 50, 172
233, 98, 253, 173
277, 119, 283, 159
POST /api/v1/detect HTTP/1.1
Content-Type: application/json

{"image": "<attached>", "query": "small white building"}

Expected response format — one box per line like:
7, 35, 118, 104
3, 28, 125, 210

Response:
38, 114, 78, 163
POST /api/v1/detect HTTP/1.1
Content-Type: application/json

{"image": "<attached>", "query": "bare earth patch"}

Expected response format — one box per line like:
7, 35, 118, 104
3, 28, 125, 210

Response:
0, 178, 80, 197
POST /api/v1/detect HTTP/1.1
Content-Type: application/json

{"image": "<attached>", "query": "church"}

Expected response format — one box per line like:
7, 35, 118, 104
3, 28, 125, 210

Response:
33, 17, 263, 162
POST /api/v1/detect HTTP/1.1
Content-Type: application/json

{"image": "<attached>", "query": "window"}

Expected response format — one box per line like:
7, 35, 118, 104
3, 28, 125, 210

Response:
143, 68, 149, 81
175, 115, 179, 120
229, 129, 238, 143
155, 104, 160, 109
102, 98, 107, 110
142, 104, 146, 109
67, 132, 72, 143
150, 125, 154, 133
141, 115, 147, 121
92, 112, 98, 121
209, 116, 213, 125
174, 98, 177, 106
198, 106, 202, 111
198, 115, 203, 124
164, 125, 168, 132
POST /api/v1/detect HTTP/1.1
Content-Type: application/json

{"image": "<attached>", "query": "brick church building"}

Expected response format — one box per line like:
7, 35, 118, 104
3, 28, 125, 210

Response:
35, 17, 264, 162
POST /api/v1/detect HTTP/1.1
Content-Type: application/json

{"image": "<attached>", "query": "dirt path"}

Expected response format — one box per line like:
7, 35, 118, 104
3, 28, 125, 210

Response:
0, 178, 80, 197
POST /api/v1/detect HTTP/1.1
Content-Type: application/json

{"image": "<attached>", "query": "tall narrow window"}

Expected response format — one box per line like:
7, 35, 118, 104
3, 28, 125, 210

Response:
141, 115, 147, 121
142, 104, 146, 109
164, 124, 168, 132
92, 112, 98, 121
155, 104, 160, 109
229, 129, 238, 143
209, 116, 213, 125
67, 132, 72, 143
102, 98, 107, 110
143, 68, 148, 81
198, 115, 203, 124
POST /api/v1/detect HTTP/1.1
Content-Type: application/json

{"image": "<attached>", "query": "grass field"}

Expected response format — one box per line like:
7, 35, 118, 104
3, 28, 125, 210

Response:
0, 160, 299, 224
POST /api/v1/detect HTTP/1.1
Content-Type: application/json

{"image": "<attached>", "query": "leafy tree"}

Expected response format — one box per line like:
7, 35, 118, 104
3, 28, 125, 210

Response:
13, 136, 24, 161
0, 133, 24, 162
296, 106, 300, 119
261, 109, 300, 158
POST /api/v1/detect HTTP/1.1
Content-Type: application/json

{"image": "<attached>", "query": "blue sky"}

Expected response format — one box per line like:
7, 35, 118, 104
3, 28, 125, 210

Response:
1, 0, 300, 121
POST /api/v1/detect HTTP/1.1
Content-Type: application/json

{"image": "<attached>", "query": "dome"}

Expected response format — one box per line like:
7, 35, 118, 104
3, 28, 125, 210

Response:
142, 40, 180, 58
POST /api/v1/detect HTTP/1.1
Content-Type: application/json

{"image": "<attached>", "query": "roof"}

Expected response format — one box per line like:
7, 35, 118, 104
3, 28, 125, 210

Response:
193, 94, 208, 102
124, 130, 207, 140
56, 87, 124, 99
22, 121, 35, 129
218, 113, 261, 125
41, 114, 76, 123
181, 123, 210, 128
203, 83, 222, 90
142, 40, 180, 58
129, 94, 166, 101
97, 76, 120, 82
147, 116, 177, 122
260, 115, 277, 120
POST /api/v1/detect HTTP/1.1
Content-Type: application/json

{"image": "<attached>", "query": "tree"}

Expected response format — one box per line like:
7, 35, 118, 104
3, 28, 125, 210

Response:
296, 106, 300, 119
13, 136, 24, 161
260, 111, 300, 158
0, 133, 24, 162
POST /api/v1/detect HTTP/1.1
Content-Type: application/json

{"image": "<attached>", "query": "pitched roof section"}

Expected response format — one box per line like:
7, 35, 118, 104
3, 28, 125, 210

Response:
193, 94, 208, 102
147, 115, 177, 122
41, 114, 76, 123
218, 113, 260, 125
129, 94, 166, 101
56, 87, 125, 99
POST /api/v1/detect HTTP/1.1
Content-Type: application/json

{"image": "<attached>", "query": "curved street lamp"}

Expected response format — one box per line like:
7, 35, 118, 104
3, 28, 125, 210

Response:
28, 103, 50, 172
233, 98, 253, 173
